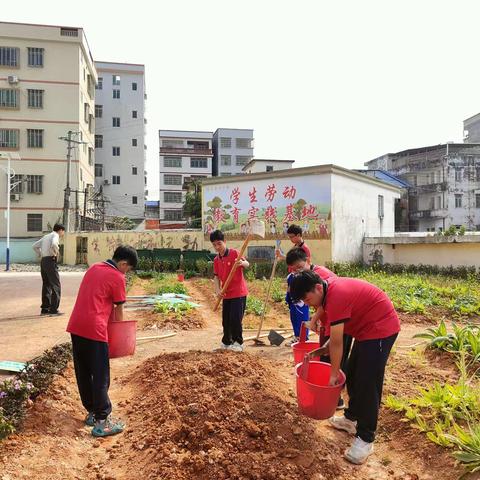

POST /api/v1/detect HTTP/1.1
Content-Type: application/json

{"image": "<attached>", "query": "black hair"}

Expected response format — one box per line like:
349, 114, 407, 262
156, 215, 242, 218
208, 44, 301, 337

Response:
210, 230, 225, 242
112, 245, 138, 268
286, 224, 302, 236
286, 247, 308, 265
53, 224, 65, 232
290, 270, 323, 303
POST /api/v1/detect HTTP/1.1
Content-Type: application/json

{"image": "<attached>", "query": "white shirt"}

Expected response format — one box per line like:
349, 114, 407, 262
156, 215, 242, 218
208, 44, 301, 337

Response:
32, 231, 60, 258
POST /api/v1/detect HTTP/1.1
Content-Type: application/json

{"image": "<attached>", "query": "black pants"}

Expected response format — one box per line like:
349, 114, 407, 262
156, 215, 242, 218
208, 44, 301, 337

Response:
40, 256, 61, 313
71, 334, 112, 421
321, 334, 353, 372
344, 333, 398, 443
222, 296, 246, 345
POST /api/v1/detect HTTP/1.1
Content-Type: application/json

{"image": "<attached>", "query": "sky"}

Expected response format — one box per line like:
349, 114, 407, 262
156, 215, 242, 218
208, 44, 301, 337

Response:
5, 0, 480, 200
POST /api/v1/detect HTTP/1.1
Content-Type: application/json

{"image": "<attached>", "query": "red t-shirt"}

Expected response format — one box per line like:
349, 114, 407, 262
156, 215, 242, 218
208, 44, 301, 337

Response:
66, 261, 127, 342
213, 248, 248, 300
288, 241, 311, 273
311, 264, 336, 281
321, 277, 400, 341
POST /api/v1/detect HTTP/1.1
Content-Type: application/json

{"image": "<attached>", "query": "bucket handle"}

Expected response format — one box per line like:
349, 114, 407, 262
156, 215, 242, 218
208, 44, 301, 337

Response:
299, 322, 307, 343
301, 354, 310, 380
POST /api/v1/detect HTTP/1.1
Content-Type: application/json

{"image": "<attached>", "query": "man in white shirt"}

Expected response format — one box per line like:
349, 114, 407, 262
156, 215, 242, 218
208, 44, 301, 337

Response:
32, 224, 65, 315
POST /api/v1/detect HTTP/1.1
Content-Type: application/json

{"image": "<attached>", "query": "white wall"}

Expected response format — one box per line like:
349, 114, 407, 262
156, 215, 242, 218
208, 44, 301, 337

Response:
331, 172, 399, 262
213, 128, 253, 176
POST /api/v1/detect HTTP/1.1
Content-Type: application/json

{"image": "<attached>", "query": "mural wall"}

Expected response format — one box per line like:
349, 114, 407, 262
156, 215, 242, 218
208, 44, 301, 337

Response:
202, 175, 332, 241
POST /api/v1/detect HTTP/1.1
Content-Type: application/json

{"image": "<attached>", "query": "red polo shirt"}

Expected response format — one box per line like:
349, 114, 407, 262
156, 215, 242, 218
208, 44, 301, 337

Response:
321, 277, 400, 341
213, 248, 248, 300
66, 261, 127, 342
288, 241, 311, 273
311, 264, 336, 281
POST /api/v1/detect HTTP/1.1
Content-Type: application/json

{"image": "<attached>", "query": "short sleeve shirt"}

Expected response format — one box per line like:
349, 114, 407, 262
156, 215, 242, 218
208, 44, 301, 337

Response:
66, 261, 126, 342
288, 241, 311, 273
213, 248, 248, 299
321, 277, 400, 341
311, 264, 336, 281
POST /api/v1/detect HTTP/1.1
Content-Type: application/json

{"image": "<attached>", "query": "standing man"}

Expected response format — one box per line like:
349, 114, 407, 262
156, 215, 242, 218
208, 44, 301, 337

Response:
32, 223, 65, 316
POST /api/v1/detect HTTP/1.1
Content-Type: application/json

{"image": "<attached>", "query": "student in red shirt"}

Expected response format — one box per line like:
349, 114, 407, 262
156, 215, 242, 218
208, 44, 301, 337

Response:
290, 270, 400, 465
276, 224, 311, 273
211, 230, 249, 352
66, 245, 138, 438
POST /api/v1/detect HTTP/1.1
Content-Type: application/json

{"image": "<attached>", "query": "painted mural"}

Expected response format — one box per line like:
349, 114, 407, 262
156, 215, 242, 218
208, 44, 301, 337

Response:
202, 175, 332, 240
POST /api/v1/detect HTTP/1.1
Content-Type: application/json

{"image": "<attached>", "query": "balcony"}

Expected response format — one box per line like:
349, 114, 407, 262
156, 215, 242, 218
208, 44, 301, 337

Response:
410, 208, 447, 219
410, 182, 447, 194
160, 146, 212, 156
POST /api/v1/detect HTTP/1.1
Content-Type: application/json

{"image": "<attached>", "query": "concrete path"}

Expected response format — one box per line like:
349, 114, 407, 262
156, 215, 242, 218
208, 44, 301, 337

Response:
0, 271, 84, 368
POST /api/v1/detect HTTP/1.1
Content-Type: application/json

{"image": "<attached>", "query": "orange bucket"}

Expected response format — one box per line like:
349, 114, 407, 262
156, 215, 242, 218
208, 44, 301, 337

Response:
107, 320, 137, 358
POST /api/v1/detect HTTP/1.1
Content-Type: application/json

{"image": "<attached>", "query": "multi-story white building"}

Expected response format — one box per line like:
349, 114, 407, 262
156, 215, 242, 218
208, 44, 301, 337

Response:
0, 21, 97, 237
212, 128, 254, 176
159, 130, 212, 225
94, 61, 146, 221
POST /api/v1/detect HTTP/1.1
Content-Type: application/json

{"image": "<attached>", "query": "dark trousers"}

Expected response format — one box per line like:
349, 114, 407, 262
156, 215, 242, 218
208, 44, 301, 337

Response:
321, 334, 353, 371
344, 333, 398, 443
71, 334, 112, 421
222, 296, 246, 345
40, 256, 61, 313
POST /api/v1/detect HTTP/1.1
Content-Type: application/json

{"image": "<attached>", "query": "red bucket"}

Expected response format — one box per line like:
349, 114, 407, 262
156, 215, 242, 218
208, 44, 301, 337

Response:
291, 340, 320, 365
107, 320, 137, 358
295, 361, 345, 420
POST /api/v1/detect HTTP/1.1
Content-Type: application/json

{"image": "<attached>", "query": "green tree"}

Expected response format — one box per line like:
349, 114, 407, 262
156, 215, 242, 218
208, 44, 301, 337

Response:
183, 183, 202, 228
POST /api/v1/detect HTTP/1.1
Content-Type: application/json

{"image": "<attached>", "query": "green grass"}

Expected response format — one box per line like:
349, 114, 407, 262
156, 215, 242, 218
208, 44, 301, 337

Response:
146, 273, 188, 296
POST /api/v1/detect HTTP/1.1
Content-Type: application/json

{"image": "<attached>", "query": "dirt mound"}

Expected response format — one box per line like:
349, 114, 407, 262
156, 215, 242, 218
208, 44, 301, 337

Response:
130, 309, 205, 331
116, 351, 343, 480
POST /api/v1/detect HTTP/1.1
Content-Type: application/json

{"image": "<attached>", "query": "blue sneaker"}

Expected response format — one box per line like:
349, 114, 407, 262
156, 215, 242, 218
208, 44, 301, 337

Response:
85, 412, 95, 427
92, 416, 125, 437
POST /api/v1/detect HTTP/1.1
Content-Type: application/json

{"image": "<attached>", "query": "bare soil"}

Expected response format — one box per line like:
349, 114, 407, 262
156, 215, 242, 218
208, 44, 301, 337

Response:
0, 276, 472, 480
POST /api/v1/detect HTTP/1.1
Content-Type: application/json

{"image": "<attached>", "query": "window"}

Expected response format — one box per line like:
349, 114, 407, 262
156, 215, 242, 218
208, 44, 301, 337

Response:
164, 192, 182, 203
476, 194, 480, 209
266, 166, 273, 172
163, 139, 183, 147
113, 89, 120, 99
27, 175, 43, 193
164, 174, 182, 185
190, 157, 208, 168
220, 137, 231, 148
88, 147, 94, 166
112, 117, 120, 127
112, 175, 121, 184
27, 213, 42, 232
27, 47, 44, 67
95, 164, 103, 177
164, 210, 183, 221
132, 110, 138, 119
0, 47, 19, 67
0, 89, 18, 108
132, 138, 138, 147
27, 89, 43, 108
455, 168, 462, 182
95, 134, 103, 148
113, 75, 121, 85
132, 167, 138, 175
378, 195, 384, 218
236, 138, 251, 149
95, 104, 103, 118
247, 246, 275, 261
60, 28, 78, 37
112, 146, 120, 156
83, 102, 89, 123
132, 82, 137, 91
27, 129, 43, 148
11, 174, 24, 194
96, 77, 103, 90
455, 194, 462, 208
0, 129, 19, 149
235, 156, 250, 166
132, 196, 138, 204
164, 157, 182, 168
220, 155, 231, 166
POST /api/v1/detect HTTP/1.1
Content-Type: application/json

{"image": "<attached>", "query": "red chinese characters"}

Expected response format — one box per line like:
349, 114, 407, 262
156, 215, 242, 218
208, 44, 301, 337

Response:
265, 184, 277, 202
232, 207, 241, 224
264, 205, 277, 222
230, 187, 240, 205
283, 204, 296, 222
249, 186, 257, 203
248, 206, 259, 219
282, 185, 297, 199
213, 208, 226, 224
301, 204, 319, 220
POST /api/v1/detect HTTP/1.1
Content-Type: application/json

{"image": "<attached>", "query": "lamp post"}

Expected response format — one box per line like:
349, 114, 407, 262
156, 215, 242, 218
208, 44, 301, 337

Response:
0, 153, 15, 271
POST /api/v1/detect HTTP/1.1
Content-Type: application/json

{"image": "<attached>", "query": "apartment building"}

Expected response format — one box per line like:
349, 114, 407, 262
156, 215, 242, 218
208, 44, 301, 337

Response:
159, 130, 212, 225
212, 128, 254, 176
94, 61, 146, 221
0, 21, 96, 237
365, 143, 480, 232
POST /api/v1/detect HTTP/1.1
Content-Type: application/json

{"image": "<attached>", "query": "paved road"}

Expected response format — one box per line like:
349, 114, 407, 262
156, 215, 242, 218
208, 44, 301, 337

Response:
0, 271, 84, 367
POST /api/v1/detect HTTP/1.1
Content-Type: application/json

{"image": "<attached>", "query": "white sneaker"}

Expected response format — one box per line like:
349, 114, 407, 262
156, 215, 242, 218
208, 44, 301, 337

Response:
328, 415, 357, 435
213, 343, 231, 351
230, 342, 244, 352
344, 437, 374, 464
285, 336, 299, 347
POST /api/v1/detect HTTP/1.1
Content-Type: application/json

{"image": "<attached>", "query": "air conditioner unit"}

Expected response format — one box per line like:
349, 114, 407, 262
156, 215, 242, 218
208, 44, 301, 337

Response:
7, 75, 18, 84
10, 194, 20, 201
103, 179, 110, 185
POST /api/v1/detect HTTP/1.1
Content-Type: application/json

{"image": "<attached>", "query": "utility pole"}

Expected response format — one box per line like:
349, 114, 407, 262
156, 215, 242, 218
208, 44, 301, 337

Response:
59, 131, 86, 232
83, 186, 88, 231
